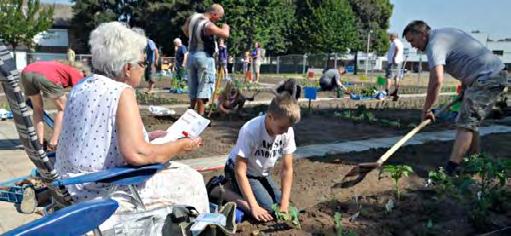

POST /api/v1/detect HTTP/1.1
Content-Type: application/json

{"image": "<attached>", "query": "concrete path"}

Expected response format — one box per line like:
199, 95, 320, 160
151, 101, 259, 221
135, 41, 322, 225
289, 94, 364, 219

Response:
0, 121, 39, 233
179, 124, 511, 171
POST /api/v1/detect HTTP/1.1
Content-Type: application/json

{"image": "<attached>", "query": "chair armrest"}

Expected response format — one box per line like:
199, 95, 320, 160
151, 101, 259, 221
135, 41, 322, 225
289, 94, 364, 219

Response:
4, 198, 118, 236
52, 164, 165, 187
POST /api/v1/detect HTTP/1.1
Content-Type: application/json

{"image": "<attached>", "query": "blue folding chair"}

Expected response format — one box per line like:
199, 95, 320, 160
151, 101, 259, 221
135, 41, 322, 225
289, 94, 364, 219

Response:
0, 43, 165, 235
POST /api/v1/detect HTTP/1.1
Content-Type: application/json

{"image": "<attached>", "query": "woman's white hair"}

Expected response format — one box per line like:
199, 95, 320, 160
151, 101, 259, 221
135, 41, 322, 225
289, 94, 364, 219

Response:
89, 22, 147, 79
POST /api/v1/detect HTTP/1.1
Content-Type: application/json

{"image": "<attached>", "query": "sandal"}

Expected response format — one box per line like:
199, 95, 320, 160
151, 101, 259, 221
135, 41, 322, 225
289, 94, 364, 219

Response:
47, 143, 58, 152
20, 186, 37, 214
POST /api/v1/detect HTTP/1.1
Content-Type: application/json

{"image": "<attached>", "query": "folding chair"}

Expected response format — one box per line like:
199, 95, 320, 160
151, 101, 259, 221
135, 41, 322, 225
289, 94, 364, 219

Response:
0, 43, 165, 235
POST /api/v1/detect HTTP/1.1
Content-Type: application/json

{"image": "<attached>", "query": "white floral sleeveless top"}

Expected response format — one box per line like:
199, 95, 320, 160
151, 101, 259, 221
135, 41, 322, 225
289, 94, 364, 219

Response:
55, 74, 132, 201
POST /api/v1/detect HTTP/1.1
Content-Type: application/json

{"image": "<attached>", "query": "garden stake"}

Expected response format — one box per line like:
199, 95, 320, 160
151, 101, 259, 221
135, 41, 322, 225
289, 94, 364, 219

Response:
207, 65, 226, 117
340, 97, 461, 188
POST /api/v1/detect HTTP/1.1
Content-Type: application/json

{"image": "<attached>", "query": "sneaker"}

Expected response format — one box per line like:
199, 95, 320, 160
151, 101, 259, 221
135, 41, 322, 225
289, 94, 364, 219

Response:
205, 175, 226, 196
445, 161, 461, 176
20, 186, 37, 214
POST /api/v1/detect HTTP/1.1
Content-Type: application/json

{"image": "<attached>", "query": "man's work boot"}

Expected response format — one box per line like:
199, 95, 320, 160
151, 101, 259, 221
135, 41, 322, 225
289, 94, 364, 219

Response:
444, 161, 460, 176
390, 89, 399, 101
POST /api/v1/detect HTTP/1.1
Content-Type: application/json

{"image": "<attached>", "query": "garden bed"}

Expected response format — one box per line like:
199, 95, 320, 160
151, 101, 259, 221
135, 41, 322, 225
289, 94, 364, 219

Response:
203, 133, 511, 235
141, 105, 407, 160
141, 96, 464, 160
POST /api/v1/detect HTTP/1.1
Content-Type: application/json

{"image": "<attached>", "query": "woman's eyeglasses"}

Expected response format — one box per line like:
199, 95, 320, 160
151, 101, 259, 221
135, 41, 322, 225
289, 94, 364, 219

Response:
136, 61, 147, 68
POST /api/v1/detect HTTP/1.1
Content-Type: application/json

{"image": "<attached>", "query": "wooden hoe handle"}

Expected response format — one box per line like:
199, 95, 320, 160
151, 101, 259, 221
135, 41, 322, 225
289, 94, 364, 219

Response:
375, 98, 460, 165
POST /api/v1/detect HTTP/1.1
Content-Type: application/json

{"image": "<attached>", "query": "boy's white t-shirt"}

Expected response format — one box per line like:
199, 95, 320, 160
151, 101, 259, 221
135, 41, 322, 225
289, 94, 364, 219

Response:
227, 115, 296, 177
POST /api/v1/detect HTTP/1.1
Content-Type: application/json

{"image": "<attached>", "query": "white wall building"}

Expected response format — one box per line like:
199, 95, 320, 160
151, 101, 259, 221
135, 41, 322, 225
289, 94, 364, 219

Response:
397, 32, 511, 72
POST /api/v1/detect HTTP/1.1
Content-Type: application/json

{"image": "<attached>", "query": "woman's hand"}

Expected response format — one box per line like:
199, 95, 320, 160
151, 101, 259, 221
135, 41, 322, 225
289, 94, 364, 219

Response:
181, 137, 203, 152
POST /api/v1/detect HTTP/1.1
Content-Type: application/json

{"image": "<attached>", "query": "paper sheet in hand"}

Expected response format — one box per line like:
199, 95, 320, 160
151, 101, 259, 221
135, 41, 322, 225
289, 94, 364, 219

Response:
150, 109, 210, 144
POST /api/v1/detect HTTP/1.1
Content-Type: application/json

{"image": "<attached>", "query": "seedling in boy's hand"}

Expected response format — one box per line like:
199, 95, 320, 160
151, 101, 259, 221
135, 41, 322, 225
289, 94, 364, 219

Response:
272, 204, 301, 229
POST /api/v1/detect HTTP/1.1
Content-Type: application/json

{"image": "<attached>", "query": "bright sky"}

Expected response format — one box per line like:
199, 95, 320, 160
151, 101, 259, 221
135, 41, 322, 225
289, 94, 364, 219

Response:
389, 0, 511, 40
42, 0, 70, 5
43, 0, 511, 40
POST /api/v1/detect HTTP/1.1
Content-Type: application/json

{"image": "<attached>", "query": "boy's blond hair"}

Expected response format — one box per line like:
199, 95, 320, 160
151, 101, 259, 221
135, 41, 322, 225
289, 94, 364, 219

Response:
268, 92, 301, 124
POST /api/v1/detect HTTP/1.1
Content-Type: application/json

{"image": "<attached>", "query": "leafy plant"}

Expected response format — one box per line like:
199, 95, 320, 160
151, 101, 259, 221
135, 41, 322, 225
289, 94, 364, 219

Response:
0, 0, 54, 52
427, 167, 460, 199
334, 212, 357, 236
1, 103, 10, 110
427, 154, 511, 230
360, 86, 377, 97
135, 91, 178, 105
382, 165, 414, 201
169, 76, 187, 91
461, 154, 511, 228
272, 204, 301, 229
378, 119, 401, 128
299, 78, 319, 88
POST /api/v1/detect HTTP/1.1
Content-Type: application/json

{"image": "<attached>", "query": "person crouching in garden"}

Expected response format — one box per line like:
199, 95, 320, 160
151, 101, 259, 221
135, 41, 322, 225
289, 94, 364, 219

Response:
210, 92, 300, 222
21, 60, 89, 151
319, 63, 348, 97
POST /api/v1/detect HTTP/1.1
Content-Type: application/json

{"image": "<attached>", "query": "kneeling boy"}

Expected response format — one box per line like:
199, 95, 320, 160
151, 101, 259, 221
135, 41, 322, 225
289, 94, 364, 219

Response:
221, 92, 300, 222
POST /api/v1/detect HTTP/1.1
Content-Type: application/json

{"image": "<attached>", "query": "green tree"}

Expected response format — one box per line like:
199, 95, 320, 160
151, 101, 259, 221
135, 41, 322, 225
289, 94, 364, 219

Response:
348, 0, 393, 54
71, 0, 203, 55
71, 0, 135, 53
290, 0, 359, 54
138, 0, 204, 56
0, 0, 54, 52
212, 0, 295, 56
347, 0, 393, 74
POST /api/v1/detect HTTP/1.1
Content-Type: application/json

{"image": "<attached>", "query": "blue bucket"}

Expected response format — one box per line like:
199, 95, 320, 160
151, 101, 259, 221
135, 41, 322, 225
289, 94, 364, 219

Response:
209, 203, 245, 223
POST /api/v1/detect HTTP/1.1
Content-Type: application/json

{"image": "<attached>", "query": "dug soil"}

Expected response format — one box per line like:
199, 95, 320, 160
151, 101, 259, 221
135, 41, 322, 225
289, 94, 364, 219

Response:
142, 105, 406, 160
141, 94, 501, 161
202, 133, 511, 236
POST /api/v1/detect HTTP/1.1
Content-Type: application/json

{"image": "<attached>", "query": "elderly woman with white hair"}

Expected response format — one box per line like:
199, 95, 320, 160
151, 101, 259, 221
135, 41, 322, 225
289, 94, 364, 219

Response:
55, 22, 209, 222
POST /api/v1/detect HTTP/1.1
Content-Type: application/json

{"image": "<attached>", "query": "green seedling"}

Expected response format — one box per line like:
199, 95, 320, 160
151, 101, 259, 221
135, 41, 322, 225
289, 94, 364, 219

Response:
272, 204, 301, 229
382, 165, 414, 201
388, 120, 401, 128
360, 86, 377, 97
427, 167, 460, 198
300, 78, 319, 88
334, 212, 357, 236
426, 218, 433, 229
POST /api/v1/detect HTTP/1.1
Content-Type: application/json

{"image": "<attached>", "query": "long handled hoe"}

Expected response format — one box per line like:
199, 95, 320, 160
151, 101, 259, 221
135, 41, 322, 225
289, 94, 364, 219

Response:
340, 97, 460, 188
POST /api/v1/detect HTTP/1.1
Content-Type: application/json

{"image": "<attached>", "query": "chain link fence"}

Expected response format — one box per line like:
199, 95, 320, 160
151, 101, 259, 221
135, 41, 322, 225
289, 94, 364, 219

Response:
19, 51, 459, 75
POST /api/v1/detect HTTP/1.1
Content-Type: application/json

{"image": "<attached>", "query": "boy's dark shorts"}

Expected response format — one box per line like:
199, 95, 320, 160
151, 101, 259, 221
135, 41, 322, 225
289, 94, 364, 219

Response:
224, 159, 242, 195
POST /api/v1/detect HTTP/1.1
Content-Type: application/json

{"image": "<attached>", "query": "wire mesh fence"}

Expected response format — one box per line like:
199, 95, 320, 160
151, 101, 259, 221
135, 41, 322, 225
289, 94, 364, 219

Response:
20, 52, 440, 75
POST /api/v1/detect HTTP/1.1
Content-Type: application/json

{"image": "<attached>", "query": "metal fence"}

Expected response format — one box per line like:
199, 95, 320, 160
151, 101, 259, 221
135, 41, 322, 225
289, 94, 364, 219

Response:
20, 52, 399, 75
